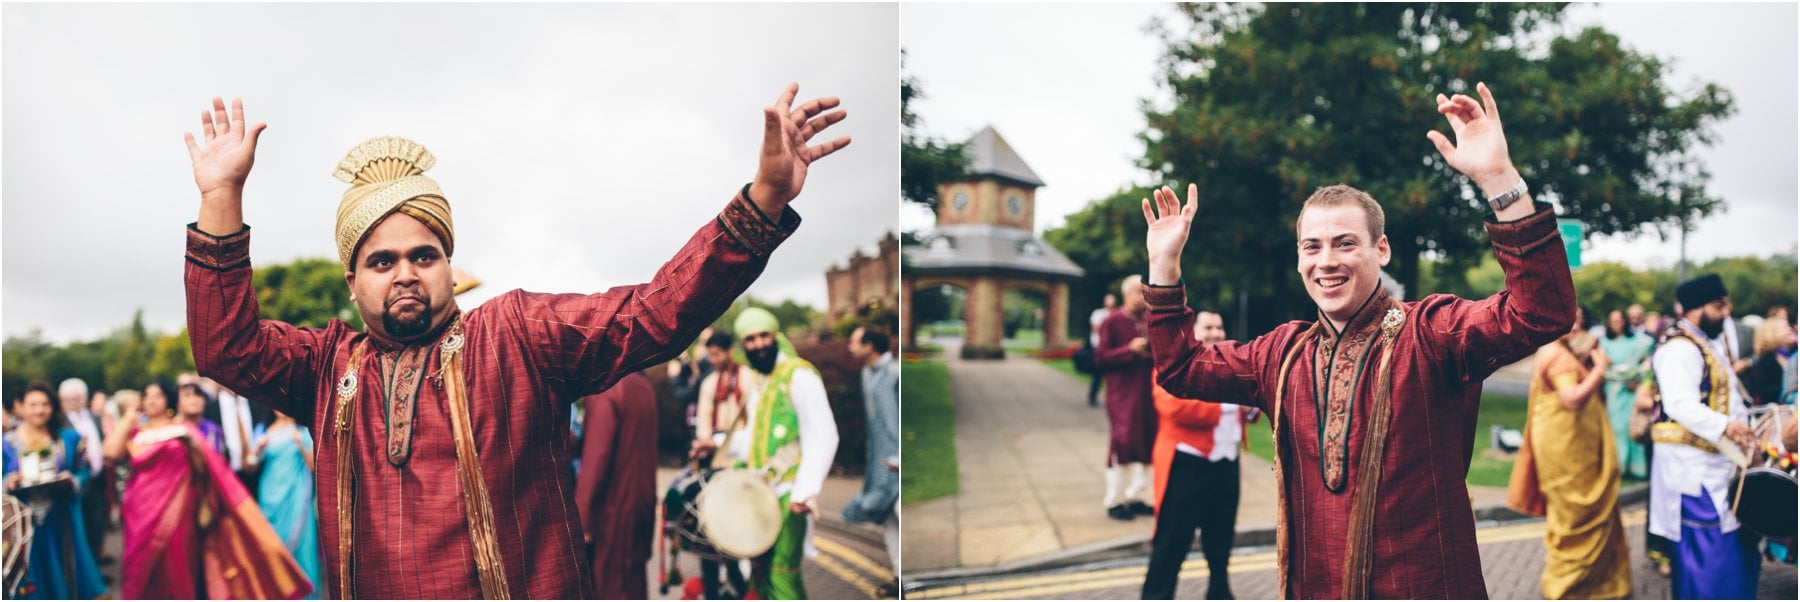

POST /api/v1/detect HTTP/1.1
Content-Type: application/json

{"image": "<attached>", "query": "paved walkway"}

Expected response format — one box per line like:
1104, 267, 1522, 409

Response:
902, 339, 1279, 573
903, 338, 1513, 574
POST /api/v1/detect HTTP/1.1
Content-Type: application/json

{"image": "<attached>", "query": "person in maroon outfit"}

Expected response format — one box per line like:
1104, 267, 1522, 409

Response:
1096, 275, 1158, 520
1138, 82, 1575, 598
180, 85, 850, 599
574, 372, 658, 600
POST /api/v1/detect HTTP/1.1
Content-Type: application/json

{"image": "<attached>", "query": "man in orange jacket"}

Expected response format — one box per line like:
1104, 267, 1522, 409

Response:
1142, 308, 1257, 600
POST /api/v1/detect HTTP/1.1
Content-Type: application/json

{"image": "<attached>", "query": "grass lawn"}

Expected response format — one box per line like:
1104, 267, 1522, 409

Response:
1468, 391, 1528, 487
901, 359, 958, 505
1002, 328, 1045, 357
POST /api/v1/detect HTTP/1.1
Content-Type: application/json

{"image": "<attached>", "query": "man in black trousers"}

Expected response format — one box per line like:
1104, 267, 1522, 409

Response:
1141, 309, 1250, 599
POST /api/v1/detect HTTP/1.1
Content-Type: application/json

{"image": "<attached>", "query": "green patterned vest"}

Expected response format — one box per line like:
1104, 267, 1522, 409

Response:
747, 357, 817, 488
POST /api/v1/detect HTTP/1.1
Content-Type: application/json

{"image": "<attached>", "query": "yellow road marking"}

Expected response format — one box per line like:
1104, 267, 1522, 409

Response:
816, 536, 897, 582
919, 558, 1282, 600
908, 554, 1278, 599
814, 552, 883, 599
909, 509, 1650, 599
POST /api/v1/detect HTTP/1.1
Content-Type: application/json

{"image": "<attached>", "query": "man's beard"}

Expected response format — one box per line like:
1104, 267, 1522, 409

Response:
383, 300, 434, 340
1698, 314, 1725, 339
746, 345, 779, 374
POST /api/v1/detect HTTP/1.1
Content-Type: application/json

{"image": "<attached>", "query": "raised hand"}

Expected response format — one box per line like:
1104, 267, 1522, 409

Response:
185, 97, 266, 200
1141, 184, 1198, 286
185, 97, 266, 235
1425, 82, 1521, 199
748, 83, 852, 218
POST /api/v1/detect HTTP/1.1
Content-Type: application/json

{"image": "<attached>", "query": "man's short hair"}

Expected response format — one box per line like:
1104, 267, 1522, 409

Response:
705, 331, 736, 350
1193, 306, 1223, 320
1295, 184, 1385, 242
59, 378, 88, 400
857, 326, 891, 354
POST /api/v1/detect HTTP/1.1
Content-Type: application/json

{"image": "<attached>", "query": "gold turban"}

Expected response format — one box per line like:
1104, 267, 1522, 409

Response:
332, 137, 454, 268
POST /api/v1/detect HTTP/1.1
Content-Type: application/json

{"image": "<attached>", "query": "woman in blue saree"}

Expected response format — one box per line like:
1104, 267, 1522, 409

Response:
252, 410, 322, 599
2, 382, 105, 600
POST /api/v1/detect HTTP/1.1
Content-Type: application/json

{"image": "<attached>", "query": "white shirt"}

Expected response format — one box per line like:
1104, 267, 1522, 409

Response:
1089, 308, 1111, 346
66, 409, 103, 473
217, 391, 255, 472
1649, 319, 1748, 540
728, 354, 839, 505
1175, 404, 1242, 462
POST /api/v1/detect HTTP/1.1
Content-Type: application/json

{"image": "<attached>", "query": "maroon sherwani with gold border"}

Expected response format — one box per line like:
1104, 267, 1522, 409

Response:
185, 192, 797, 599
1097, 307, 1156, 465
1146, 204, 1574, 599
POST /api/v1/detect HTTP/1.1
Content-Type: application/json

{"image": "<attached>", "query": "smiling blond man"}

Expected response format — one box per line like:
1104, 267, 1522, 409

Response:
1138, 83, 1576, 598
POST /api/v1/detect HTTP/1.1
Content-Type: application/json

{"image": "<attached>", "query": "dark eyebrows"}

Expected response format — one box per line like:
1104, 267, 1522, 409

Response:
1299, 232, 1363, 246
361, 245, 441, 267
362, 249, 397, 267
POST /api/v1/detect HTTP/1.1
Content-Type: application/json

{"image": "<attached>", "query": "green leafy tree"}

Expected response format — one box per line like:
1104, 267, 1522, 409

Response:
1129, 2, 1733, 334
147, 328, 196, 383
902, 50, 970, 216
105, 310, 152, 392
711, 296, 821, 339
1572, 262, 1657, 317
253, 258, 362, 329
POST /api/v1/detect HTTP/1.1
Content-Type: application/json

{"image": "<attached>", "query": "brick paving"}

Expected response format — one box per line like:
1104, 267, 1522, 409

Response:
909, 505, 1799, 600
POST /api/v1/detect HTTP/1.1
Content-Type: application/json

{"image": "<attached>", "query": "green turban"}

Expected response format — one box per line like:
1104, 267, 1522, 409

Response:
731, 307, 798, 364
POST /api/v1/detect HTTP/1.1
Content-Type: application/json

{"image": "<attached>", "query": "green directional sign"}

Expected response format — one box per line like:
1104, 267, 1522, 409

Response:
1556, 219, 1583, 269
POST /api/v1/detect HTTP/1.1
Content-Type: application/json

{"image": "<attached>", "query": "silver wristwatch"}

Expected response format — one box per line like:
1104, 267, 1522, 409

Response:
1487, 179, 1528, 213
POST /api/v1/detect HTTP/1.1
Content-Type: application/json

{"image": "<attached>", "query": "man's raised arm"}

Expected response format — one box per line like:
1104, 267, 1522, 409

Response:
1418, 82, 1576, 381
1139, 185, 1270, 410
183, 98, 331, 420
509, 83, 851, 397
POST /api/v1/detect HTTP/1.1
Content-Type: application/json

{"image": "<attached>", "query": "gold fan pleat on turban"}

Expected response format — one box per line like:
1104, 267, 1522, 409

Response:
332, 137, 454, 268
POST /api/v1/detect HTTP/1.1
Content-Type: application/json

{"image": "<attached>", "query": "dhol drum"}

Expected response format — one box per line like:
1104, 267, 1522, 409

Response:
2, 494, 34, 597
662, 466, 782, 561
1730, 405, 1798, 537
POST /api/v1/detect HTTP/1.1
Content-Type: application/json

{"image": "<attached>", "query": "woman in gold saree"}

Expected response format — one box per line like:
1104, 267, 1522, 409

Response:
1513, 306, 1632, 598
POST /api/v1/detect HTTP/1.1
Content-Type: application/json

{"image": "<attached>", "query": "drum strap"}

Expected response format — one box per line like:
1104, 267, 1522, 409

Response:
712, 384, 752, 471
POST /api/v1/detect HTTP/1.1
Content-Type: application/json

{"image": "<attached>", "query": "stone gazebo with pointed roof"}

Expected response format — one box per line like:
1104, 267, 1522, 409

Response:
903, 126, 1083, 359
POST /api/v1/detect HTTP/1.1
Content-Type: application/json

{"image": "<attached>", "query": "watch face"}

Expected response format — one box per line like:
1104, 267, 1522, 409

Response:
953, 192, 969, 210
1007, 194, 1022, 214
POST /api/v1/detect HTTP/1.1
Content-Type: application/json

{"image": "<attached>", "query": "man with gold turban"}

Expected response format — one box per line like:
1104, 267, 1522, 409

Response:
179, 85, 849, 599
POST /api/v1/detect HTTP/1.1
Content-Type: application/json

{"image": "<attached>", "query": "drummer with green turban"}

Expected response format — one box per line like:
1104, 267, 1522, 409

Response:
728, 307, 838, 600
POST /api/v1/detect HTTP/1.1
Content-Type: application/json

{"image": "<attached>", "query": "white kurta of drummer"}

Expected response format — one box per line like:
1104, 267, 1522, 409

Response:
1649, 319, 1747, 541
728, 352, 840, 504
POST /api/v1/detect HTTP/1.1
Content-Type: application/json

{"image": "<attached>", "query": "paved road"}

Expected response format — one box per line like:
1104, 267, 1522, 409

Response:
906, 507, 1799, 600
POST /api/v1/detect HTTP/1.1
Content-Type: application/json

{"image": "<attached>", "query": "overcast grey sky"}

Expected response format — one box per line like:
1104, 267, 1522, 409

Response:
3, 3, 898, 343
901, 2, 1798, 270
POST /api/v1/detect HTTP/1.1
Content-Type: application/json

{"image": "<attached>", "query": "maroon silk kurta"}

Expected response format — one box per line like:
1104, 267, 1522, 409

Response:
1147, 204, 1574, 599
1097, 308, 1156, 465
574, 372, 658, 600
185, 192, 797, 599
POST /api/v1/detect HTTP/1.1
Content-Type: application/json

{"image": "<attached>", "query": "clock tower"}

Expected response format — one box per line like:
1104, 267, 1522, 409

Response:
903, 126, 1083, 359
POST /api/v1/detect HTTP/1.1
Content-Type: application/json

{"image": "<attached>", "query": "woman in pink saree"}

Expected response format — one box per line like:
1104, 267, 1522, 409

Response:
103, 383, 312, 600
